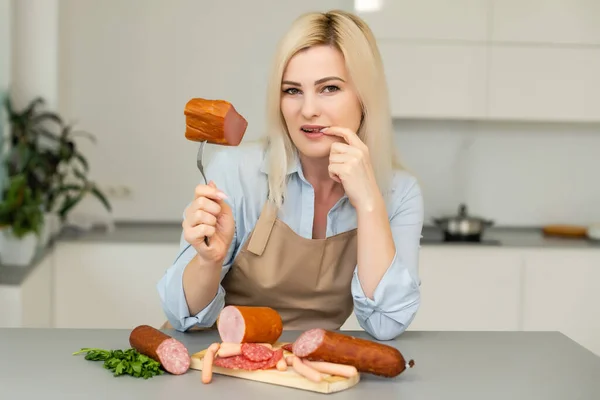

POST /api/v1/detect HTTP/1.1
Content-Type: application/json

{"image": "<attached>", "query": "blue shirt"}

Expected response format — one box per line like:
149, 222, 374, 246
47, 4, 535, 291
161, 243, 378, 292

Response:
157, 141, 424, 340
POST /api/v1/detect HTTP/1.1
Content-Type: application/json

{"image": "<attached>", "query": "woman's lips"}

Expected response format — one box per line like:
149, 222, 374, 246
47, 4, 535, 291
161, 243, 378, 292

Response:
300, 125, 327, 138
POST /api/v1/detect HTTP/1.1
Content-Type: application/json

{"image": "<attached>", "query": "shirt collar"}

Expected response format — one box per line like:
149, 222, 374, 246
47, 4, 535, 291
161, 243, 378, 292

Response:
260, 146, 301, 177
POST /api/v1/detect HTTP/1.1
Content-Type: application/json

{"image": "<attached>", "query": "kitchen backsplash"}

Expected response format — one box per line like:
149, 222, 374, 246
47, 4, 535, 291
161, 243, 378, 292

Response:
393, 119, 600, 227
67, 118, 600, 228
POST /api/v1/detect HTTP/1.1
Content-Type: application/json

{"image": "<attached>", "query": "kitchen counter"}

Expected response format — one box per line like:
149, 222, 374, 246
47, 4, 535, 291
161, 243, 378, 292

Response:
1, 329, 599, 399
59, 222, 600, 248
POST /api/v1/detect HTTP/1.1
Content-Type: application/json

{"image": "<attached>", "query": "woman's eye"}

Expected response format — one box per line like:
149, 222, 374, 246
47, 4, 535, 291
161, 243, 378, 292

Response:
322, 85, 340, 93
283, 88, 300, 95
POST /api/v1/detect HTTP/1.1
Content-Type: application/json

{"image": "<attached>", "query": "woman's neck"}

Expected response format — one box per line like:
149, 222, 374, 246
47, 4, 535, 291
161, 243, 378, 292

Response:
298, 154, 344, 199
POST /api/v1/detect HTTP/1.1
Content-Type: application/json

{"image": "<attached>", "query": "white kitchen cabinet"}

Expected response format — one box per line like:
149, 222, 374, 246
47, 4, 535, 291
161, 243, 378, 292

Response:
487, 46, 600, 122
53, 242, 180, 329
20, 253, 53, 328
357, 0, 488, 41
0, 252, 53, 328
408, 246, 524, 331
491, 0, 600, 45
521, 248, 600, 357
379, 42, 488, 119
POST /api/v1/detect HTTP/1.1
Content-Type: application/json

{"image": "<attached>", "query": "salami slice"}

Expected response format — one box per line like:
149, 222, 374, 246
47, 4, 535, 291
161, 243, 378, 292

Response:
281, 343, 293, 353
213, 348, 283, 371
241, 343, 274, 362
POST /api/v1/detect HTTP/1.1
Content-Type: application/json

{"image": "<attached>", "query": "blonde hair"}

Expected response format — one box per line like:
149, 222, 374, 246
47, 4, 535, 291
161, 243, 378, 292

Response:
264, 9, 402, 208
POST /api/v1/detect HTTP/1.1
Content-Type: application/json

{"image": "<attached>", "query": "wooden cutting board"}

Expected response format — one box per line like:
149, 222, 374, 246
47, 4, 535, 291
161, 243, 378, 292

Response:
189, 342, 360, 394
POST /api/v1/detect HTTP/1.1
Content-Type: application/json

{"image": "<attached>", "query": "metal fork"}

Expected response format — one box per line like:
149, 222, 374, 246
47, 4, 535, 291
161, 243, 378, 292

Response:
197, 140, 208, 185
196, 140, 210, 246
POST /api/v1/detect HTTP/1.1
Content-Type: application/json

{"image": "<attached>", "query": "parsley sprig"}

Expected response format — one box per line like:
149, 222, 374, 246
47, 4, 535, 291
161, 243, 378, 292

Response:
73, 348, 165, 379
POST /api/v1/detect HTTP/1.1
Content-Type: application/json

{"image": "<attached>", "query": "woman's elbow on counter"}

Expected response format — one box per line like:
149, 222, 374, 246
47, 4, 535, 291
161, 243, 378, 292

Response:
360, 297, 421, 341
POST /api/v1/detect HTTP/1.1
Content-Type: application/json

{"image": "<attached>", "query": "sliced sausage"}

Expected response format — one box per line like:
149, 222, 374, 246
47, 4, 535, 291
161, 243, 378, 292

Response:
129, 325, 191, 375
184, 98, 247, 146
217, 305, 283, 344
213, 348, 283, 371
241, 343, 274, 361
292, 328, 413, 378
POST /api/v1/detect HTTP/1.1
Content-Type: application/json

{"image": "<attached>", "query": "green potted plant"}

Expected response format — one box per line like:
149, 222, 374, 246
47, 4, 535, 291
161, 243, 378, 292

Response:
2, 96, 111, 249
0, 173, 44, 266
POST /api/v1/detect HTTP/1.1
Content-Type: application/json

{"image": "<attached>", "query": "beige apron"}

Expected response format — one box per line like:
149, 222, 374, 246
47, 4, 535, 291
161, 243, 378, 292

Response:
162, 200, 358, 331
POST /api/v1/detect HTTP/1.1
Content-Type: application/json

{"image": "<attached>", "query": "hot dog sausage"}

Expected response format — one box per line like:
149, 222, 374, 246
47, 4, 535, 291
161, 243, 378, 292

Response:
128, 325, 191, 375
292, 328, 414, 378
292, 356, 322, 383
217, 305, 283, 344
301, 360, 358, 378
202, 343, 220, 384
184, 98, 247, 146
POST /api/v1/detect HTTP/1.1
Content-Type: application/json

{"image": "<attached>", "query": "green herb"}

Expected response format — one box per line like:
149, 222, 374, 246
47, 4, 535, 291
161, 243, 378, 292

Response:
73, 348, 165, 379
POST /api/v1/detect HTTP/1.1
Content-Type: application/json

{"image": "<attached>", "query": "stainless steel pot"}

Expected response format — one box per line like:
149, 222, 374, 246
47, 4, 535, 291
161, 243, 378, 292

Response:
433, 203, 494, 241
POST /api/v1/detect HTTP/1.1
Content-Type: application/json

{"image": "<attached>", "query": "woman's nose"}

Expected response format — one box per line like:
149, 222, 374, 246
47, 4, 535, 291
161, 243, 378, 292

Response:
300, 94, 320, 119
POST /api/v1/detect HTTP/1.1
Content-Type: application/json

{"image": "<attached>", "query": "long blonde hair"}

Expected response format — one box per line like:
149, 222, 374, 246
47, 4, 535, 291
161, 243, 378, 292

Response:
264, 9, 402, 208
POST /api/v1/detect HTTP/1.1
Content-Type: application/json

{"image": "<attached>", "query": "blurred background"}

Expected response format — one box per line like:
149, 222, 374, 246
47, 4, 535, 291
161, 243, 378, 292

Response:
0, 0, 598, 356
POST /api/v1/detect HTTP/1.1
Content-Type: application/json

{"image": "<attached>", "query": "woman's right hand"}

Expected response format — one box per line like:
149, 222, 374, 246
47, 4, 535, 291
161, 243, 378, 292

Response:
183, 180, 235, 264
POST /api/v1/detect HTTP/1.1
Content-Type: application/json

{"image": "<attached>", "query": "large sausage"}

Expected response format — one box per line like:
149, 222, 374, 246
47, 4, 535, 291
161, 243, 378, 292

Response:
184, 98, 247, 146
129, 325, 191, 375
216, 305, 283, 344
292, 328, 414, 377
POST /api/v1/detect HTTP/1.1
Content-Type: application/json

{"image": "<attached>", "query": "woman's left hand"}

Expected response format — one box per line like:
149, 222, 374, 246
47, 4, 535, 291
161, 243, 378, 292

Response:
322, 126, 381, 212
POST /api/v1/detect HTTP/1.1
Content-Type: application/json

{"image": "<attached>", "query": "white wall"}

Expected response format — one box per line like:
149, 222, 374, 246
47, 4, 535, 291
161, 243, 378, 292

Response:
55, 0, 600, 227
394, 119, 600, 226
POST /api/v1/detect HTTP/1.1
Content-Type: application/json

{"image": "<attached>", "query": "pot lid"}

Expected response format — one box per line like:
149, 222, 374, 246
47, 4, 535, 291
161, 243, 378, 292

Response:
435, 203, 493, 224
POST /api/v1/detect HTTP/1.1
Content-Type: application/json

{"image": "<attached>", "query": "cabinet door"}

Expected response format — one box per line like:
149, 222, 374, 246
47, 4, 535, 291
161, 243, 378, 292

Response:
408, 247, 523, 331
357, 0, 488, 41
53, 242, 181, 329
488, 46, 600, 122
522, 249, 600, 357
20, 252, 53, 328
492, 0, 600, 45
380, 42, 487, 119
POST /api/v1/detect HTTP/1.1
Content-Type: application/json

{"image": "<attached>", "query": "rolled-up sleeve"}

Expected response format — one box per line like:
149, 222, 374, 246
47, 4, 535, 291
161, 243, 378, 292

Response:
351, 177, 424, 340
156, 148, 238, 331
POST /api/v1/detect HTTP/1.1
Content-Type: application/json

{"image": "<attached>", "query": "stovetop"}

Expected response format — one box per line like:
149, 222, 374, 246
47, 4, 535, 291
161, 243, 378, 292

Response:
420, 227, 502, 246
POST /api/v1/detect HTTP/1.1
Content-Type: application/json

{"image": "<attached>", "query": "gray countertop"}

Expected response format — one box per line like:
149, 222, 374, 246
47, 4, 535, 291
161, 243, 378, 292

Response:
57, 222, 600, 249
1, 328, 599, 399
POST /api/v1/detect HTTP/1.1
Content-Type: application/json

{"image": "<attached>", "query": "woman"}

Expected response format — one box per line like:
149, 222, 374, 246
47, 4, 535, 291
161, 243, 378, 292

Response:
157, 9, 424, 341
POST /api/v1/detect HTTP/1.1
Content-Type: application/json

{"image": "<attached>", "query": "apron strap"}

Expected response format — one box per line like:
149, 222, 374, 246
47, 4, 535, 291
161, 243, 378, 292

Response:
246, 201, 278, 256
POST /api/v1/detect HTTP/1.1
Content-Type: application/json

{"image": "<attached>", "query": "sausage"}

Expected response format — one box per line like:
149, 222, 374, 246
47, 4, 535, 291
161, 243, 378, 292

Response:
217, 305, 283, 344
213, 348, 284, 371
184, 98, 247, 146
276, 358, 287, 371
202, 343, 220, 384
292, 356, 322, 383
241, 343, 274, 361
129, 325, 191, 375
302, 360, 358, 378
216, 343, 241, 358
292, 328, 414, 377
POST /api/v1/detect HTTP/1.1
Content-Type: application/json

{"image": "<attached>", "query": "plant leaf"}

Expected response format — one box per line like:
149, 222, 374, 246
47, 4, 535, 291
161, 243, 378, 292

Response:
90, 185, 112, 211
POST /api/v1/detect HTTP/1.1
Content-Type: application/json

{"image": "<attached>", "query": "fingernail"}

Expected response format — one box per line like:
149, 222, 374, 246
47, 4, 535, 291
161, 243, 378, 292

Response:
320, 127, 328, 132
217, 191, 228, 200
